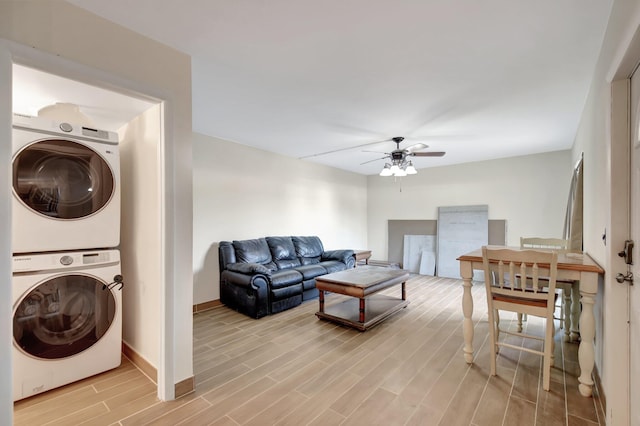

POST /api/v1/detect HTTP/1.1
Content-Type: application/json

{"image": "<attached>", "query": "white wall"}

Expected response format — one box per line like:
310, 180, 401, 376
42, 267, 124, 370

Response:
572, 0, 640, 423
367, 150, 573, 260
0, 46, 13, 425
192, 132, 368, 304
194, 141, 572, 305
0, 1, 193, 400
119, 104, 162, 368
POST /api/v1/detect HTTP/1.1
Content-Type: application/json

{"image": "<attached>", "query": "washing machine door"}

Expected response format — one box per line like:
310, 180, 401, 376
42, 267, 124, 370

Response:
12, 139, 115, 220
13, 274, 117, 360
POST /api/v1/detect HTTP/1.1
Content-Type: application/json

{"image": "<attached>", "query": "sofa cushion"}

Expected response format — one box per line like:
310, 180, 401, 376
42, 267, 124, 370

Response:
292, 236, 324, 265
270, 269, 304, 289
319, 260, 347, 274
266, 236, 302, 270
270, 292, 303, 313
233, 238, 277, 271
271, 283, 303, 301
226, 262, 272, 275
294, 264, 327, 280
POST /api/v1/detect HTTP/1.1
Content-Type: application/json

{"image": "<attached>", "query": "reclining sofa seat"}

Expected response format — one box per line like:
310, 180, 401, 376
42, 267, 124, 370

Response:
219, 236, 354, 318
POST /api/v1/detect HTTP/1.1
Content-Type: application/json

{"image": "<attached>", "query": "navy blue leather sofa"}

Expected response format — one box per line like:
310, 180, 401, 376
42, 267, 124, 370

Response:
218, 236, 355, 318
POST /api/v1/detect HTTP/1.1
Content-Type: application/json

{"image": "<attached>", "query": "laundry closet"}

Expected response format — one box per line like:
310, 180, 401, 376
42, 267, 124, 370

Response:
11, 63, 161, 401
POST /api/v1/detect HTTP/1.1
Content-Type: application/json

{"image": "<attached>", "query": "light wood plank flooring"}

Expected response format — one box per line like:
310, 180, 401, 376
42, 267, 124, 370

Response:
14, 274, 605, 425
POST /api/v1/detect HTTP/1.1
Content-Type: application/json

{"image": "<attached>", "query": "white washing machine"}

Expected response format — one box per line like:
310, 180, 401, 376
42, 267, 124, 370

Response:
12, 114, 120, 253
12, 250, 122, 401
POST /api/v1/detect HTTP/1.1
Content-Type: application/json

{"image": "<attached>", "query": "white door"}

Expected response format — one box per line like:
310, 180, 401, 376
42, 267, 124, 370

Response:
629, 64, 640, 426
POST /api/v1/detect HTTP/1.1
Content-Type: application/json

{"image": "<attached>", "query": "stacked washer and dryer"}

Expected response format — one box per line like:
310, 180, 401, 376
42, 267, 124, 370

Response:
11, 112, 123, 401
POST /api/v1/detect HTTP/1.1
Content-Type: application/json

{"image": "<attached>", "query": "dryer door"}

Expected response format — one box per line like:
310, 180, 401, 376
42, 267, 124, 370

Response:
12, 139, 115, 219
13, 274, 117, 360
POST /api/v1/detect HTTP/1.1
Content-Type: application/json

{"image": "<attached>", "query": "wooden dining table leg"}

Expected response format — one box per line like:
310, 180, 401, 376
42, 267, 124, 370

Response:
578, 276, 596, 397
460, 260, 474, 363
563, 287, 572, 342
578, 291, 596, 396
570, 280, 581, 342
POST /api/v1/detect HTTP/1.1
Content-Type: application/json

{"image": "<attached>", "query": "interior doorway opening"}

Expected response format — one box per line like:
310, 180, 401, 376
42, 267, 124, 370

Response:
11, 62, 167, 399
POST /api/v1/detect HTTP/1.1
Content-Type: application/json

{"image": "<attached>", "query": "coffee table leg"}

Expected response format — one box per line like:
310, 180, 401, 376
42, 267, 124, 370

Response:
402, 281, 406, 300
319, 290, 325, 313
359, 298, 365, 323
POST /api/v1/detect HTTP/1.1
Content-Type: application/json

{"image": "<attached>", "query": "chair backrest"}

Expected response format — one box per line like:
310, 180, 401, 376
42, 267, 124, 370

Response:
482, 246, 558, 314
520, 237, 569, 251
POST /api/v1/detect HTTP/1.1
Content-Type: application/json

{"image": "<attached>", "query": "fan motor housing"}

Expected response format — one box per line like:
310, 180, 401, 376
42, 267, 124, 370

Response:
391, 151, 405, 161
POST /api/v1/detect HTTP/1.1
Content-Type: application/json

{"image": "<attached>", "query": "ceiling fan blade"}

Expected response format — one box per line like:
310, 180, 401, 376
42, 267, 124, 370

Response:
405, 142, 428, 152
362, 149, 389, 154
360, 156, 389, 165
411, 151, 446, 157
299, 138, 393, 159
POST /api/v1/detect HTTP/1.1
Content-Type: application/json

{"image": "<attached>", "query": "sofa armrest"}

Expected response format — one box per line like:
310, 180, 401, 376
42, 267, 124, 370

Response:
226, 262, 272, 276
322, 249, 356, 268
220, 270, 270, 318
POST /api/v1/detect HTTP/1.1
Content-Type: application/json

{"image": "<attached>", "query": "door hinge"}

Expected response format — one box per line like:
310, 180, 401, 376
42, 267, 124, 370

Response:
618, 239, 634, 264
617, 240, 634, 285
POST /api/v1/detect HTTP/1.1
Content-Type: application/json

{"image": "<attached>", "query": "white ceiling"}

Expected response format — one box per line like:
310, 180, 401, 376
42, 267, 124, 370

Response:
65, 0, 612, 175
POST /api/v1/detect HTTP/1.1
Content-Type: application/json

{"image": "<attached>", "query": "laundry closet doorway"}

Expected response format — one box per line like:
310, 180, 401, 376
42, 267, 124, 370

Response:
0, 40, 181, 411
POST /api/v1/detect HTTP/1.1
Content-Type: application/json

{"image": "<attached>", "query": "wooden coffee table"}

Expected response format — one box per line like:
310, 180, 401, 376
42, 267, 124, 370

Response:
315, 266, 410, 331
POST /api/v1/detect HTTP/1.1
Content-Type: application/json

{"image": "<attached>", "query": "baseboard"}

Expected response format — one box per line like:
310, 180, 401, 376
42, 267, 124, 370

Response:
193, 299, 222, 313
122, 342, 195, 398
175, 376, 195, 398
122, 342, 157, 383
593, 365, 606, 421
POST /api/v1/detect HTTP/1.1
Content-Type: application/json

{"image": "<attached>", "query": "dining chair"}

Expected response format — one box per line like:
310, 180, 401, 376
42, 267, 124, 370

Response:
482, 246, 558, 391
520, 237, 574, 333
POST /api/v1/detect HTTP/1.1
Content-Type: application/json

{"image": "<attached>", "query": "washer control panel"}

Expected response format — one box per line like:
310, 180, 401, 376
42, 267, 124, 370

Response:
12, 250, 120, 273
59, 255, 74, 266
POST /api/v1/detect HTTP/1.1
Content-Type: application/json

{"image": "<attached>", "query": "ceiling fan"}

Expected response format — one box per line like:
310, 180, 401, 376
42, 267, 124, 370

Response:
299, 135, 446, 176
361, 137, 446, 176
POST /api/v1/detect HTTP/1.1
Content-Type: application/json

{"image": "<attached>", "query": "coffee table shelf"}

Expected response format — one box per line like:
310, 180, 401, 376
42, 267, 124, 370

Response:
316, 294, 409, 331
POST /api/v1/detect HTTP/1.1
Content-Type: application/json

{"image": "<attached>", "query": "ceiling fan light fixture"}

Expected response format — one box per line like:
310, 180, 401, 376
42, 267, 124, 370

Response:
395, 168, 407, 177
379, 164, 393, 176
389, 164, 400, 174
406, 162, 417, 175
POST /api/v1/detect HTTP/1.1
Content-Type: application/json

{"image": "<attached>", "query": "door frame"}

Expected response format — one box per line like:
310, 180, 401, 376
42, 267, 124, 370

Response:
608, 24, 640, 426
0, 38, 176, 407
0, 43, 14, 426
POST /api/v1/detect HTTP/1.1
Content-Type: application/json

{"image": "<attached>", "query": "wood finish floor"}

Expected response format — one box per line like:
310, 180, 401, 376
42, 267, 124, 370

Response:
13, 274, 605, 425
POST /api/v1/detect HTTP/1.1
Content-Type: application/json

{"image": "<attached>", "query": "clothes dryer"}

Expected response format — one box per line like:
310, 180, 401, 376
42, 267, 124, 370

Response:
12, 114, 120, 253
12, 250, 122, 401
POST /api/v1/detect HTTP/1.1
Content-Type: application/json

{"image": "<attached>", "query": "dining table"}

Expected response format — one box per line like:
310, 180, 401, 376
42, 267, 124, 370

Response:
457, 246, 604, 397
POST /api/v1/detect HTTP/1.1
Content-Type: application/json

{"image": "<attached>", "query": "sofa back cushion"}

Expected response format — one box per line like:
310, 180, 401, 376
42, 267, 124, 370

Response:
292, 236, 324, 265
218, 241, 236, 271
233, 238, 277, 271
266, 236, 302, 270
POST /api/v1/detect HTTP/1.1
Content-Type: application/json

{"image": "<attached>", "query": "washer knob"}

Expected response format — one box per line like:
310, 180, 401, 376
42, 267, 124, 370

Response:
60, 255, 73, 266
59, 122, 73, 132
